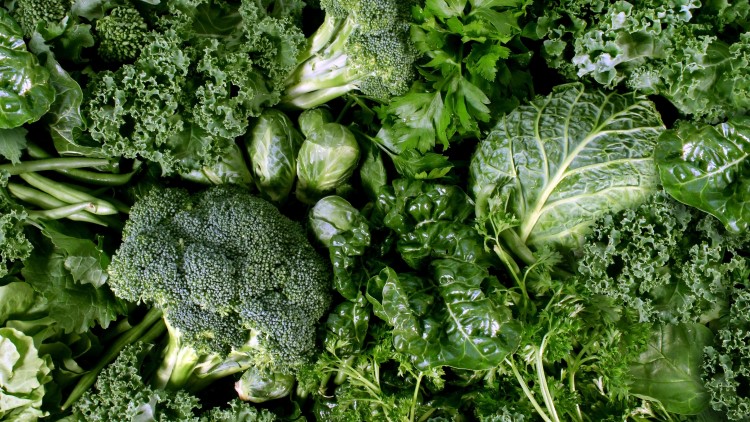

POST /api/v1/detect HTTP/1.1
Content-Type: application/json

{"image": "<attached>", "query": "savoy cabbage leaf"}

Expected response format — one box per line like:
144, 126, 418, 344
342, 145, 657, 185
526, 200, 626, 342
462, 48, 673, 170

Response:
469, 83, 663, 258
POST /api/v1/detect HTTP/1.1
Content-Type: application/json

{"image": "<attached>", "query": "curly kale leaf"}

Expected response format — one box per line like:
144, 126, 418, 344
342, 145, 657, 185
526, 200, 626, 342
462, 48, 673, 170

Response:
530, 0, 750, 122
84, 0, 304, 174
577, 191, 749, 325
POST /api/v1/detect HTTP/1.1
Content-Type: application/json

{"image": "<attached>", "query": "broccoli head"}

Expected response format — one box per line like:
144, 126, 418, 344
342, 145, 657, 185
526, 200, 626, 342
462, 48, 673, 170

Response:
108, 185, 332, 375
282, 0, 417, 108
95, 4, 150, 63
9, 0, 70, 37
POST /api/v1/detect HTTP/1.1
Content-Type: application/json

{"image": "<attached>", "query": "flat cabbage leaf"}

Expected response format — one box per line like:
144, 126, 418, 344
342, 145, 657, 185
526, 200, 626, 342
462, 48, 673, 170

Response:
470, 83, 663, 254
655, 117, 750, 233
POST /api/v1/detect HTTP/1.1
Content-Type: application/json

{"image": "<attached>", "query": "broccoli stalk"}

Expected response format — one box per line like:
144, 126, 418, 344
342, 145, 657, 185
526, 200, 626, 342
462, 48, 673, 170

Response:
153, 319, 258, 392
282, 0, 417, 109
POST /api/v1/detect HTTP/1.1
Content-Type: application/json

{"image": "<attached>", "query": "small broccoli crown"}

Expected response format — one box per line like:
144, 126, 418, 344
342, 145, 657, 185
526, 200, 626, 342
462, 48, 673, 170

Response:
109, 185, 332, 366
10, 0, 69, 37
321, 0, 409, 31
96, 5, 150, 63
347, 28, 416, 99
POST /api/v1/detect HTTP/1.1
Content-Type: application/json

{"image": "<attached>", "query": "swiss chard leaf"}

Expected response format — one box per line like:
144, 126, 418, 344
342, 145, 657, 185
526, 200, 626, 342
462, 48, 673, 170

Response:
655, 118, 750, 233
470, 83, 664, 254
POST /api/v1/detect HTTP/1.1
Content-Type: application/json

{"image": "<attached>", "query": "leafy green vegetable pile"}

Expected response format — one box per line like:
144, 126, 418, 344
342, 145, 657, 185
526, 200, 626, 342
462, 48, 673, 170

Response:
2, 0, 750, 420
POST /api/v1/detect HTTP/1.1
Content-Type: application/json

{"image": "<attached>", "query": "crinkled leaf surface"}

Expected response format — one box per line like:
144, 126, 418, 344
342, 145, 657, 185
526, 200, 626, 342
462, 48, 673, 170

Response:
371, 264, 521, 370
0, 10, 55, 129
655, 118, 750, 233
470, 83, 663, 252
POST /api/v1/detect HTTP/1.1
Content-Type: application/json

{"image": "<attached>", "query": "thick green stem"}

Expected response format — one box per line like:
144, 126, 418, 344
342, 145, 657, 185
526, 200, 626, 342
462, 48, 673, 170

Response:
506, 357, 554, 422
0, 158, 112, 175
61, 307, 165, 410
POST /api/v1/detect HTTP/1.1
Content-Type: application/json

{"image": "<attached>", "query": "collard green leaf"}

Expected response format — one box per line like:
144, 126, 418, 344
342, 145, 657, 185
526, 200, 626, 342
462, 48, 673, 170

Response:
470, 83, 663, 253
0, 10, 55, 129
629, 323, 713, 415
655, 118, 750, 233
371, 263, 521, 370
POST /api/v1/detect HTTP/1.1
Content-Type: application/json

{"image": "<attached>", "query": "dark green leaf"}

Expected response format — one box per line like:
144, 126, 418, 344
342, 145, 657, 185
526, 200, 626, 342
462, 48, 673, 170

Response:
0, 128, 28, 164
629, 323, 713, 415
655, 118, 750, 233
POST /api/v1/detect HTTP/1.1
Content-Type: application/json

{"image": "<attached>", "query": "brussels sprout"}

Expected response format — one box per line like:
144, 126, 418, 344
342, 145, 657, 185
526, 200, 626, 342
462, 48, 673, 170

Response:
295, 123, 360, 204
0, 9, 55, 128
235, 366, 295, 403
245, 109, 303, 202
298, 108, 333, 138
180, 143, 253, 186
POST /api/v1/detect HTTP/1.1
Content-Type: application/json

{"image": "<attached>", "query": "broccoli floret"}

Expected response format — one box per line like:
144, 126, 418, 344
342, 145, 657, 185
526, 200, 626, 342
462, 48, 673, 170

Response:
95, 4, 150, 63
9, 0, 69, 37
108, 184, 332, 390
282, 0, 417, 108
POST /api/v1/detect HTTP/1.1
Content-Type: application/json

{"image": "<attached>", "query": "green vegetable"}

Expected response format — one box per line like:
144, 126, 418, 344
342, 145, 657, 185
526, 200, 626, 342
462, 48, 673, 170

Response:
309, 195, 371, 299
655, 117, 750, 233
577, 191, 746, 325
295, 114, 360, 204
378, 0, 532, 151
72, 342, 278, 421
629, 323, 713, 415
83, 0, 305, 174
107, 185, 332, 389
7, 0, 68, 37
94, 4, 149, 63
246, 109, 303, 202
470, 83, 664, 262
530, 0, 750, 122
282, 0, 417, 109
0, 327, 53, 421
235, 366, 295, 403
0, 9, 55, 129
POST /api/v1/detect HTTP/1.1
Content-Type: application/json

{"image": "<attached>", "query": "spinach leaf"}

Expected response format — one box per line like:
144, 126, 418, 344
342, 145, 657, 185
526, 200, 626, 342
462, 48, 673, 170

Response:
369, 264, 521, 370
0, 9, 55, 129
655, 118, 750, 233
